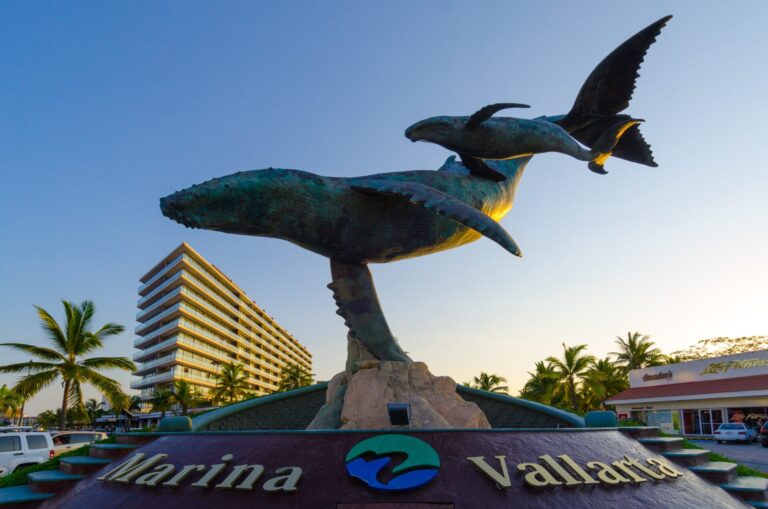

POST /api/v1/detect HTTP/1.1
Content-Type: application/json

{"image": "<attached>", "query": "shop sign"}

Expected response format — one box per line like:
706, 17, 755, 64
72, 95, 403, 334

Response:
642, 371, 673, 382
700, 358, 768, 375
630, 349, 768, 387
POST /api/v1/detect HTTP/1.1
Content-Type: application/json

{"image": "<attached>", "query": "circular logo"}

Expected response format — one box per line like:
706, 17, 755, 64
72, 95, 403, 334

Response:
345, 434, 440, 491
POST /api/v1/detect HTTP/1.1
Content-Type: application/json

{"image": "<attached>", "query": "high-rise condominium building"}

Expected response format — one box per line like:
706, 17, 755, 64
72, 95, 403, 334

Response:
131, 243, 312, 401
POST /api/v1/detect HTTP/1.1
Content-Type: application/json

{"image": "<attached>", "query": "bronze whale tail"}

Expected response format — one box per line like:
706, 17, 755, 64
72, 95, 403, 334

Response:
556, 15, 673, 168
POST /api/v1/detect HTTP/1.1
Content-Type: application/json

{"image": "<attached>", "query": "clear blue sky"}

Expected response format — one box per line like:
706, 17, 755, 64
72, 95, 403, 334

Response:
2, 1, 767, 413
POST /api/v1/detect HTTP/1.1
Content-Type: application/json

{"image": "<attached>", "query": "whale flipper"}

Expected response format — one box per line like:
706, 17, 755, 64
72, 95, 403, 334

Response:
459, 154, 507, 182
557, 15, 671, 167
465, 102, 531, 128
350, 179, 521, 257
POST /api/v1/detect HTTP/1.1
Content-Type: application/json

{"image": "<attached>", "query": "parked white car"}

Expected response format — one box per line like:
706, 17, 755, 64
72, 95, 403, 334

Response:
714, 423, 758, 443
51, 431, 107, 456
0, 432, 55, 476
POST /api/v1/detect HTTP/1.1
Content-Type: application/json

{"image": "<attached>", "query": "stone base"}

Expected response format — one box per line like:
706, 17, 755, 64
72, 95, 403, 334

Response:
308, 341, 490, 429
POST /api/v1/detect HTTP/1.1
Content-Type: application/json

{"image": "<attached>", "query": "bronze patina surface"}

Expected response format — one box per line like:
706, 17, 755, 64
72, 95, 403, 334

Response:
405, 15, 671, 177
161, 157, 527, 363
160, 16, 671, 365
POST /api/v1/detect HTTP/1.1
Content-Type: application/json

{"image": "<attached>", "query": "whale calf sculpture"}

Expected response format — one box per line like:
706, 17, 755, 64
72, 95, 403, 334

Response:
160, 15, 671, 364
406, 15, 671, 179
405, 106, 642, 178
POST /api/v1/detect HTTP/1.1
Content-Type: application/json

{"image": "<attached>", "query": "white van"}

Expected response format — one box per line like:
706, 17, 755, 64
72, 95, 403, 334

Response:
0, 433, 55, 476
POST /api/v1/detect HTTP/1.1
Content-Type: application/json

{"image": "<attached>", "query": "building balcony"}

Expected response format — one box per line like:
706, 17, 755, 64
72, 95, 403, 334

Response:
138, 253, 184, 295
136, 286, 183, 322
137, 270, 184, 310
133, 335, 179, 362
133, 320, 180, 348
130, 369, 175, 389
134, 351, 178, 376
134, 302, 182, 335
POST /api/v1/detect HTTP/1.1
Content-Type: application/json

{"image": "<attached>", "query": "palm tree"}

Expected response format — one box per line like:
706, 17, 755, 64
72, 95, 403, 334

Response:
36, 409, 58, 429
663, 354, 683, 365
0, 385, 22, 421
84, 398, 103, 424
611, 332, 665, 371
276, 364, 314, 393
519, 362, 559, 404
150, 389, 174, 419
469, 372, 508, 393
546, 343, 595, 412
581, 357, 629, 412
211, 362, 252, 405
0, 300, 135, 430
169, 380, 202, 415
128, 395, 143, 412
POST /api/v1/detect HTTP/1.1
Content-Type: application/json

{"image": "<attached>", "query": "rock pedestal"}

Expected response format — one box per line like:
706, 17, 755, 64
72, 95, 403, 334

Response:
307, 338, 490, 429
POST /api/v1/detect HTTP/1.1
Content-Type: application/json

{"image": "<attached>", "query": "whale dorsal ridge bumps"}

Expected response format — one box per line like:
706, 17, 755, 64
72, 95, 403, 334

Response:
350, 179, 522, 257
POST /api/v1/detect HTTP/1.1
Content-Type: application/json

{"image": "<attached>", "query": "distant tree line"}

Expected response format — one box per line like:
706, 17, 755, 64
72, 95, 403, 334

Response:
463, 332, 768, 416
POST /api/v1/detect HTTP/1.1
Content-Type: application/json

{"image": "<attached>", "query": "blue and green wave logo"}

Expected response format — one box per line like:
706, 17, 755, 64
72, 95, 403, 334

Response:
345, 434, 440, 491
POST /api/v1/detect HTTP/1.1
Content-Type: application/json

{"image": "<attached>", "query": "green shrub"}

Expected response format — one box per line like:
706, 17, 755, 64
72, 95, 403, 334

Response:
0, 446, 90, 488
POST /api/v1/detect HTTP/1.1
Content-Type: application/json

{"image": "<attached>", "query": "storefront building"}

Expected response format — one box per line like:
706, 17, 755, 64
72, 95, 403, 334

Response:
607, 350, 768, 436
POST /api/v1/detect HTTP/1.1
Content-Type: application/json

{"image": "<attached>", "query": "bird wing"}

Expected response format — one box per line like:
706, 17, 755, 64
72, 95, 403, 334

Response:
350, 179, 521, 257
558, 15, 672, 130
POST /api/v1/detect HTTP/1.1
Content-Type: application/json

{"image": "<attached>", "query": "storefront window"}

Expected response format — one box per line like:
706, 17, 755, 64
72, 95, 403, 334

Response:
727, 407, 768, 430
646, 410, 681, 434
682, 410, 698, 435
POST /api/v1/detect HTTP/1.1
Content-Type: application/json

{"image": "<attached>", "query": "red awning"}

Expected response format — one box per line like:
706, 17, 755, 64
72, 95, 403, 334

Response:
606, 374, 768, 404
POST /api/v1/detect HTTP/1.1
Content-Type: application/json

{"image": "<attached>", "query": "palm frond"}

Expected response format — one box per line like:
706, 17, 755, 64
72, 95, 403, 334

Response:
80, 356, 136, 371
0, 343, 65, 362
34, 305, 68, 353
13, 369, 59, 398
0, 361, 58, 374
63, 300, 80, 353
78, 366, 127, 407
93, 322, 126, 341
69, 379, 85, 409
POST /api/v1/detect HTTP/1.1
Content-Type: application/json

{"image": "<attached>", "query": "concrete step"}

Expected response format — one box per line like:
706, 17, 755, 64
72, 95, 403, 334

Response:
618, 426, 660, 439
0, 485, 54, 508
720, 476, 768, 502
661, 448, 710, 467
26, 470, 83, 494
59, 456, 112, 475
88, 443, 138, 460
115, 433, 157, 445
688, 461, 738, 484
637, 436, 684, 452
748, 501, 768, 508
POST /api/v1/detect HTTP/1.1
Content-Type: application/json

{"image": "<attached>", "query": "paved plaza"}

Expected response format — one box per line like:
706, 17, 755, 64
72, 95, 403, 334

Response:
691, 440, 768, 473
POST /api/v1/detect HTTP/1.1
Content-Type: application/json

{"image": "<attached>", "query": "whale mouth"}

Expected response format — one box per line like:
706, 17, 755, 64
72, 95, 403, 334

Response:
160, 194, 201, 229
404, 125, 421, 142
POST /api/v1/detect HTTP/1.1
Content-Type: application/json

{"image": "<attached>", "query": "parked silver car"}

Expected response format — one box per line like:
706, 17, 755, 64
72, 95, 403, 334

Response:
51, 431, 108, 456
714, 423, 758, 443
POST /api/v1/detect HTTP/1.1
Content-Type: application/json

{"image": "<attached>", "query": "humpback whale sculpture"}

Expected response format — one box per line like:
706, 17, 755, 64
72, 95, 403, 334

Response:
160, 15, 671, 365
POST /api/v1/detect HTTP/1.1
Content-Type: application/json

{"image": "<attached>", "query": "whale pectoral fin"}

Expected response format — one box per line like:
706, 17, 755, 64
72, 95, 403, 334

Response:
465, 102, 531, 128
350, 179, 522, 257
459, 154, 507, 182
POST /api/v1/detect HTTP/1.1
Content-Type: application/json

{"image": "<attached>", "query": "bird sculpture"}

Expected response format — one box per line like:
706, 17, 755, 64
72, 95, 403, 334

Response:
160, 15, 671, 364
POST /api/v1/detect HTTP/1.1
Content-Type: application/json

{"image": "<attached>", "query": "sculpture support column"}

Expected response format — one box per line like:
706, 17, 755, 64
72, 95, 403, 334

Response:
328, 259, 412, 365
